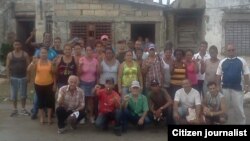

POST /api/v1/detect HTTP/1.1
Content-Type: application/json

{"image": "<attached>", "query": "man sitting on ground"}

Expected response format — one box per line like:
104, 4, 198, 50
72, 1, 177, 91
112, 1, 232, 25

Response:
203, 82, 227, 124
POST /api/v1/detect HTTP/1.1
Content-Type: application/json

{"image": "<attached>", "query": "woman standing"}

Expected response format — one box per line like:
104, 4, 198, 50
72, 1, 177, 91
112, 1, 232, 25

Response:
185, 49, 198, 89
55, 44, 77, 89
79, 46, 99, 123
99, 48, 120, 91
118, 50, 143, 97
27, 47, 55, 124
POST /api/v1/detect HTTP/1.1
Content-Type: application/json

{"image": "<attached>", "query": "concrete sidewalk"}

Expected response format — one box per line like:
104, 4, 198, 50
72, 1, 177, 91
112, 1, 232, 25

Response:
0, 102, 167, 141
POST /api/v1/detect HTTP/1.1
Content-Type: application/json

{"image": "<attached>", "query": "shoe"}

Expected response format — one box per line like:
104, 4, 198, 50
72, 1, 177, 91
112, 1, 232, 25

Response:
79, 118, 85, 124
31, 113, 37, 120
20, 109, 31, 116
90, 117, 95, 124
58, 128, 67, 134
113, 127, 122, 136
10, 109, 18, 117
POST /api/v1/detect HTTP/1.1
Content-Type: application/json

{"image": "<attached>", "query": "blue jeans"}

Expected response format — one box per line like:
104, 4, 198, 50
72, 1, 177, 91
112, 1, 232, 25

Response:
31, 92, 39, 115
122, 109, 150, 130
10, 77, 27, 101
95, 109, 122, 130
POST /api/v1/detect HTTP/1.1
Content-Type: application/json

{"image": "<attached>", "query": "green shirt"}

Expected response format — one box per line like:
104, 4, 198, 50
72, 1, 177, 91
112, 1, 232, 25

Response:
127, 94, 149, 116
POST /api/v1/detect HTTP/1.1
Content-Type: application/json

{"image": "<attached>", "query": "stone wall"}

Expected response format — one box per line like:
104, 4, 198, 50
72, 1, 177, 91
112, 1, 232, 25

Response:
53, 0, 166, 50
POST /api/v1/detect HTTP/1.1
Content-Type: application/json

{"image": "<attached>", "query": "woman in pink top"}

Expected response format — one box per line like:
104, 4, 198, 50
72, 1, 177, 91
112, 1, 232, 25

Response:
185, 49, 198, 88
78, 46, 99, 123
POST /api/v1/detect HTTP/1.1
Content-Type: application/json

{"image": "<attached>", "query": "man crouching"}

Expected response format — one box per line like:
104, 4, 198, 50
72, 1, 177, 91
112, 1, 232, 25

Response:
56, 75, 85, 134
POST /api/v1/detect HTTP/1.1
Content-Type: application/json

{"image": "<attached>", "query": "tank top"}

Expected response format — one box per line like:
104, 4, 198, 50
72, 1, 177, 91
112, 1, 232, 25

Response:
206, 92, 223, 111
171, 62, 186, 86
57, 56, 77, 85
162, 58, 171, 88
79, 56, 98, 82
35, 60, 53, 85
9, 52, 27, 78
122, 61, 139, 87
99, 59, 119, 85
186, 61, 198, 85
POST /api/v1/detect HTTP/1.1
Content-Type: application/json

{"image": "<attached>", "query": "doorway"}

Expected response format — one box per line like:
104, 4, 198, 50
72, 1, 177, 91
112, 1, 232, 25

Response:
131, 23, 155, 43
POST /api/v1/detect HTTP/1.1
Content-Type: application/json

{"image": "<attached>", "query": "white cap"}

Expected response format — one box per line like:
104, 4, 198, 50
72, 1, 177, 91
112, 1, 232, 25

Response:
131, 80, 140, 88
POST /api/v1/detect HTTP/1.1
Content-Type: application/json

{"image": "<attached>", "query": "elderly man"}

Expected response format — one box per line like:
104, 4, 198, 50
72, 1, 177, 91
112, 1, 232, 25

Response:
122, 80, 150, 131
216, 44, 250, 124
56, 75, 85, 134
173, 79, 202, 124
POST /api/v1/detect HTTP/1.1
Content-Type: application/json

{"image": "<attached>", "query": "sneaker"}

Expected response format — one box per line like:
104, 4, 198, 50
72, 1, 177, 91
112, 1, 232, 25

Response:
58, 128, 67, 134
31, 113, 37, 120
79, 118, 85, 124
113, 127, 122, 136
20, 109, 31, 116
10, 109, 18, 117
90, 117, 95, 124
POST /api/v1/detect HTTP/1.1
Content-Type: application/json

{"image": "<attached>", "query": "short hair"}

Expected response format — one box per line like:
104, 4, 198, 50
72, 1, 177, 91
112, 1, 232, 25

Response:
207, 81, 217, 87
164, 47, 172, 53
105, 47, 114, 54
200, 41, 208, 46
185, 49, 194, 55
54, 37, 61, 41
64, 44, 72, 49
209, 45, 218, 53
74, 43, 81, 47
174, 49, 185, 57
13, 39, 22, 45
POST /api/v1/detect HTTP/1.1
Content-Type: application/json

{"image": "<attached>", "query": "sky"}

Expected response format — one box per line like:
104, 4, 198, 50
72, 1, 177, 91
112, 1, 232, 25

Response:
153, 0, 175, 5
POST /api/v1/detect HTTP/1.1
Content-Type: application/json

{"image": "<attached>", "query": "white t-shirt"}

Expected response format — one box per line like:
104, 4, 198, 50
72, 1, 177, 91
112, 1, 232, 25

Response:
174, 88, 201, 109
193, 52, 210, 80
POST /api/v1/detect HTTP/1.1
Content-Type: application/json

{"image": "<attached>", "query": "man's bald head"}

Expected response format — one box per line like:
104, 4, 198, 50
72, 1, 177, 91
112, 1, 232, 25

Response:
68, 75, 79, 89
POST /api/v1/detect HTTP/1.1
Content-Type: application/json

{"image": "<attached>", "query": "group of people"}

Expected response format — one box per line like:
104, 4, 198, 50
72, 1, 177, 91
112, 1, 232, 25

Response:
5, 30, 250, 136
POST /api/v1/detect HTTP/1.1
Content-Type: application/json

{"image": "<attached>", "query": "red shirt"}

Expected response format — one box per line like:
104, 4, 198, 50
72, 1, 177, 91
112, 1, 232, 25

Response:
97, 89, 121, 114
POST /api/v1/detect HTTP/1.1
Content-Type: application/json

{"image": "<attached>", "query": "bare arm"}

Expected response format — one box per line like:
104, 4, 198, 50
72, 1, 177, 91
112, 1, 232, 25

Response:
5, 53, 11, 79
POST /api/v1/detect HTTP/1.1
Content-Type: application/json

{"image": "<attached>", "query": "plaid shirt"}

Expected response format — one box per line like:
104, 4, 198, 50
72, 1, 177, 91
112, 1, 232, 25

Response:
57, 85, 85, 111
142, 56, 163, 88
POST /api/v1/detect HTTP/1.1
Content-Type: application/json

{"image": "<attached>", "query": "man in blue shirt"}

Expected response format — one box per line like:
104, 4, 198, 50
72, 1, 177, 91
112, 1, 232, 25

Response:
216, 44, 250, 124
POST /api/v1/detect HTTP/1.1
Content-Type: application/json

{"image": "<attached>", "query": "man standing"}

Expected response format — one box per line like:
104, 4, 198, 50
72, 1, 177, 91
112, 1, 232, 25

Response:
56, 75, 85, 134
216, 44, 249, 124
193, 41, 210, 96
6, 40, 30, 117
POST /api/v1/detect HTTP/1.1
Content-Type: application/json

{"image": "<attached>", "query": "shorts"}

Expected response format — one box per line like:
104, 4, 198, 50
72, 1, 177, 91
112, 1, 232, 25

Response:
80, 81, 96, 97
10, 77, 28, 101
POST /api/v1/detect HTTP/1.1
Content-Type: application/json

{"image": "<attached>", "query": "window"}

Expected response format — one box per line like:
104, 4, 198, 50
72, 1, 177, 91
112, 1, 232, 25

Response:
225, 21, 250, 56
70, 22, 112, 41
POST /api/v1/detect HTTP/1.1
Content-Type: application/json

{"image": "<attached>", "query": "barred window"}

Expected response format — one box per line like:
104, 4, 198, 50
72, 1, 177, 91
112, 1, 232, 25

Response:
70, 22, 112, 41
225, 21, 250, 56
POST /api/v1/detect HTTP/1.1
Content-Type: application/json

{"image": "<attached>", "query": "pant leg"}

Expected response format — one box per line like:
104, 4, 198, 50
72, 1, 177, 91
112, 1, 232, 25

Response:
32, 92, 39, 115
231, 89, 246, 124
222, 88, 232, 124
76, 110, 85, 122
35, 84, 46, 109
19, 77, 28, 100
114, 109, 122, 127
123, 109, 140, 130
95, 113, 107, 129
56, 107, 72, 128
10, 77, 19, 101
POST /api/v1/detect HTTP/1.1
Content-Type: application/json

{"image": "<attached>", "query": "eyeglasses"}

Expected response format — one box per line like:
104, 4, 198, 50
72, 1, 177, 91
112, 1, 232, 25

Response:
227, 49, 235, 52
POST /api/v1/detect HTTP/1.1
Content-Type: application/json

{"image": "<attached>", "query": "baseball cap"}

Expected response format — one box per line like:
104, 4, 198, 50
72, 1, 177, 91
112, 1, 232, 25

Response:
131, 80, 140, 88
151, 79, 159, 86
101, 35, 109, 41
105, 77, 114, 84
148, 43, 155, 50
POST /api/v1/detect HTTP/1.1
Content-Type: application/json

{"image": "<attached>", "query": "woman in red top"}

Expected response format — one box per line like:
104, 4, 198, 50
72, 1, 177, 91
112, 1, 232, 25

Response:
185, 49, 198, 89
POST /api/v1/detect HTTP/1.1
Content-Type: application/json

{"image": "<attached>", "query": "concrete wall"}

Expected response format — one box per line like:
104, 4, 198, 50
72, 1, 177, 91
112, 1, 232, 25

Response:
53, 0, 166, 49
204, 0, 250, 60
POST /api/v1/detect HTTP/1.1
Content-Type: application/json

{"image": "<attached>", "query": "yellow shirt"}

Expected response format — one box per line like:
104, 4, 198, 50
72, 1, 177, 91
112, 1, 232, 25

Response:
35, 60, 53, 85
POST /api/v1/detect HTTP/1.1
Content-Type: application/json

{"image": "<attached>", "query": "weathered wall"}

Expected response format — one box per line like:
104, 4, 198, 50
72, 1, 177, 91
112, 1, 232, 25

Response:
53, 0, 166, 49
204, 0, 250, 60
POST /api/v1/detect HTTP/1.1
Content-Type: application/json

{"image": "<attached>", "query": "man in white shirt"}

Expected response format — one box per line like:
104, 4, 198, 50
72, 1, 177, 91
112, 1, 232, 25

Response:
193, 41, 210, 96
173, 79, 202, 124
